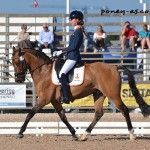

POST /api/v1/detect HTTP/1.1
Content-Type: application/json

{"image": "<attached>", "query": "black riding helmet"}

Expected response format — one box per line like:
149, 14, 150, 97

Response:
69, 10, 84, 20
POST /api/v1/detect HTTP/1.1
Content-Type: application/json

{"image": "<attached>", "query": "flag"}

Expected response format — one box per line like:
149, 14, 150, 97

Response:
34, 0, 38, 8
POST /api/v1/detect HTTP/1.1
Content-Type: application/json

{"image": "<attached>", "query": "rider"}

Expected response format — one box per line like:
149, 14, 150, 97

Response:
53, 10, 84, 104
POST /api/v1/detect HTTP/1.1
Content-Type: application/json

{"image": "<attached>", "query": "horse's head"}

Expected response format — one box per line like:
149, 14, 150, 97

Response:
12, 47, 27, 83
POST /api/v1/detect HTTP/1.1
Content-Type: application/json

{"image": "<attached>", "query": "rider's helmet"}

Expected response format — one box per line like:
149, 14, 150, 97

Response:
69, 10, 84, 20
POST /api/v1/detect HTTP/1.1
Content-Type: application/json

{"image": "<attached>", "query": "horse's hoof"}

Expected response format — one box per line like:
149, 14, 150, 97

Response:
72, 137, 78, 141
72, 136, 78, 141
130, 135, 136, 141
130, 137, 136, 141
80, 134, 88, 141
16, 134, 24, 139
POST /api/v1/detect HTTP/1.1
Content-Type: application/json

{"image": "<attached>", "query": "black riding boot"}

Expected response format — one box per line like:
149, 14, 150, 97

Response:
59, 73, 70, 104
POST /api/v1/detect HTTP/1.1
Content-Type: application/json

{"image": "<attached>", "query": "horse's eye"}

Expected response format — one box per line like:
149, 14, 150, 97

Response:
15, 61, 20, 66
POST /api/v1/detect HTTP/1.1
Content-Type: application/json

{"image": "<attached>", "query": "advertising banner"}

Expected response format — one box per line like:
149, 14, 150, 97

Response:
121, 84, 150, 106
47, 84, 150, 108
0, 84, 26, 108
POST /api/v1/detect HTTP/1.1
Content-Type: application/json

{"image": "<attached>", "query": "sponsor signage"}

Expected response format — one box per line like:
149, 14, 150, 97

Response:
47, 84, 150, 107
121, 84, 150, 106
0, 84, 26, 108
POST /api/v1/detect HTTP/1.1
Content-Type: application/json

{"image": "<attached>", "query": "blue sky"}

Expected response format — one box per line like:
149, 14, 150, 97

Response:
0, 0, 149, 14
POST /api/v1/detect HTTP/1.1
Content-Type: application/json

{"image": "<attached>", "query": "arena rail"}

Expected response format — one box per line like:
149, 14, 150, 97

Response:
0, 122, 150, 136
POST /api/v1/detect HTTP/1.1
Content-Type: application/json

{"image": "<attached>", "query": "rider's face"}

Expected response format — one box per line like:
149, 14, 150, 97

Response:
70, 18, 79, 26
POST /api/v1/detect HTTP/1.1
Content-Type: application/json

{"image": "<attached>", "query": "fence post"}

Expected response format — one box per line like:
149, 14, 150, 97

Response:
32, 82, 37, 106
143, 52, 150, 81
62, 16, 66, 48
3, 15, 10, 83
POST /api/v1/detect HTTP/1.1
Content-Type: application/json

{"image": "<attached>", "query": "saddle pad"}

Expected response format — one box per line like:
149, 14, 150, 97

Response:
52, 63, 85, 86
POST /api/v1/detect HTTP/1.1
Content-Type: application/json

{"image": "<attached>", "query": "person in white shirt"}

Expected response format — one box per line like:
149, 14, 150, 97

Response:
93, 24, 106, 52
38, 23, 54, 53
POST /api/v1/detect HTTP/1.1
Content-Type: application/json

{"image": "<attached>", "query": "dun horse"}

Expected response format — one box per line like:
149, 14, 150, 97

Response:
12, 47, 150, 141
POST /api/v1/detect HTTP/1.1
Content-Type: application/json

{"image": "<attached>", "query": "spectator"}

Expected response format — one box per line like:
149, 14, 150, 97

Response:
38, 23, 55, 53
121, 21, 137, 52
17, 24, 33, 49
139, 23, 150, 52
93, 24, 106, 52
82, 27, 88, 52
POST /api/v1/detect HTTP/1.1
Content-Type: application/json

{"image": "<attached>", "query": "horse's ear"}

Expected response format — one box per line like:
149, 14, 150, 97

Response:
13, 46, 21, 53
19, 48, 21, 56
12, 46, 16, 53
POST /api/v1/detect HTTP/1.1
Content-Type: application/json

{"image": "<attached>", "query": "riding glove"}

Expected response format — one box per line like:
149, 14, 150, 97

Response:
53, 50, 63, 57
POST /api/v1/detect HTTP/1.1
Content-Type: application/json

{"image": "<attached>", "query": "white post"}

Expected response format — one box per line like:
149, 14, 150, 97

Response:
139, 0, 143, 3
139, 0, 148, 81
66, 0, 70, 47
139, 0, 147, 22
143, 3, 147, 22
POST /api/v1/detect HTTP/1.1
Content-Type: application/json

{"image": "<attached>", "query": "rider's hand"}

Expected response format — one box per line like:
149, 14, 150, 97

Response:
53, 50, 63, 57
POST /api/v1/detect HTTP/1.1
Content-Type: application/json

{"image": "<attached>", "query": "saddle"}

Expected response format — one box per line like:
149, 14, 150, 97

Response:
55, 58, 84, 82
52, 58, 85, 86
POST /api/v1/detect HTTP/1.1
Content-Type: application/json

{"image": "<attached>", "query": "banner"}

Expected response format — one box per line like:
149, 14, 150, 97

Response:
0, 84, 26, 108
121, 84, 150, 106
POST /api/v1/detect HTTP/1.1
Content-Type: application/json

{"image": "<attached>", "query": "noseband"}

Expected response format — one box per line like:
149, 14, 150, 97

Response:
12, 55, 28, 80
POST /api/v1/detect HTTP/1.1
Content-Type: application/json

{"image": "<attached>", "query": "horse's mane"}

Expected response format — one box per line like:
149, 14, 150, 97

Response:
24, 49, 52, 64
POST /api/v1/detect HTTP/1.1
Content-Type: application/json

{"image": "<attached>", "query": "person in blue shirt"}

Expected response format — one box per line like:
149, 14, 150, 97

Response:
38, 23, 54, 53
139, 24, 150, 52
53, 10, 84, 104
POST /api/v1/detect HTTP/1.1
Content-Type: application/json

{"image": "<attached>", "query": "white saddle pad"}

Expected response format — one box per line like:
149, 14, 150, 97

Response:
52, 63, 85, 86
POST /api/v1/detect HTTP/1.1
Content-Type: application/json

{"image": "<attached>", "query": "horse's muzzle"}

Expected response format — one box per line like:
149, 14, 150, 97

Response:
15, 72, 26, 83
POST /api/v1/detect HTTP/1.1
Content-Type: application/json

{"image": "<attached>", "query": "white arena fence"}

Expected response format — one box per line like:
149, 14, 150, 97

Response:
0, 122, 150, 136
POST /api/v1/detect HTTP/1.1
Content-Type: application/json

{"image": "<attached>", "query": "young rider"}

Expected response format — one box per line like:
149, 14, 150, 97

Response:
53, 10, 84, 104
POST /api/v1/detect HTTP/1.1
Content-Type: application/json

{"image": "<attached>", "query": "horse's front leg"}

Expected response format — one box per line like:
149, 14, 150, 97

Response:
51, 100, 78, 141
80, 93, 105, 141
17, 102, 45, 139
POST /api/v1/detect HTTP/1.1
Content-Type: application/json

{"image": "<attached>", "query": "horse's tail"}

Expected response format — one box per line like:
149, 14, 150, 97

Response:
117, 65, 150, 117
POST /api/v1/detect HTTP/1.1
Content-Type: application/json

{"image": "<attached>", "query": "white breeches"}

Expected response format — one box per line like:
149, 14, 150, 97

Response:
59, 59, 77, 78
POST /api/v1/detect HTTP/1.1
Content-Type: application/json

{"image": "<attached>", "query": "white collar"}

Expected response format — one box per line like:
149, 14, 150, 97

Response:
74, 26, 80, 30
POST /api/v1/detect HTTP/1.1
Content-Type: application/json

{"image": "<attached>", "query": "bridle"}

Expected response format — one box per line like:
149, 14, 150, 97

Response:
12, 55, 28, 80
12, 54, 53, 80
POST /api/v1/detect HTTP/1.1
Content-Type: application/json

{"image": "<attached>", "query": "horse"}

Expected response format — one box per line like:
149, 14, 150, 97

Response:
12, 47, 150, 141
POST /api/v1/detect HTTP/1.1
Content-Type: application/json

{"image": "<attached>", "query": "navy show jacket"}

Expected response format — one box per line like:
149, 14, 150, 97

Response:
63, 28, 83, 61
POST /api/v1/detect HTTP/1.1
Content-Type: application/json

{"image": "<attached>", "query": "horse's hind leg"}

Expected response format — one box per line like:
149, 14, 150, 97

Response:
80, 92, 105, 141
51, 100, 78, 141
17, 101, 45, 139
112, 98, 136, 141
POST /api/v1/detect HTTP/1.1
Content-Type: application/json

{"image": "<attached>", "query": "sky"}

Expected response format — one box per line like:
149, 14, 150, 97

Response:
0, 0, 149, 32
0, 0, 149, 14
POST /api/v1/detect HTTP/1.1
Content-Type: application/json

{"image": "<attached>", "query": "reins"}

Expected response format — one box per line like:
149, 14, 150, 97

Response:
28, 56, 55, 74
29, 63, 47, 74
